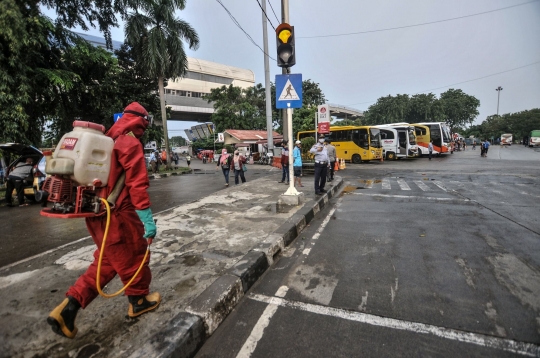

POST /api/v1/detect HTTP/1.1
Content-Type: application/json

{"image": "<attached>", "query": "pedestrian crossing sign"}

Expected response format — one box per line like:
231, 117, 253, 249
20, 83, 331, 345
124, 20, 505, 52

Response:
276, 74, 302, 109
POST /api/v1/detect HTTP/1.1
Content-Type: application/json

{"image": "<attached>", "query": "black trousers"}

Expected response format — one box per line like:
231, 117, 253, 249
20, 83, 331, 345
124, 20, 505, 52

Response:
329, 161, 336, 180
314, 163, 328, 193
234, 169, 246, 184
6, 176, 25, 204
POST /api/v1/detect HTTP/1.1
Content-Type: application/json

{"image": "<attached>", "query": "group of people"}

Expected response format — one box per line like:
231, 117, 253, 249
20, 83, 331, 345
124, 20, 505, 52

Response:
480, 139, 491, 157
216, 148, 247, 186
149, 150, 186, 173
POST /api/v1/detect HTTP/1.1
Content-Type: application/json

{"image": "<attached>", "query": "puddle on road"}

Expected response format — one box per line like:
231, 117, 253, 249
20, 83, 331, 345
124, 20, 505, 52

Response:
340, 185, 357, 196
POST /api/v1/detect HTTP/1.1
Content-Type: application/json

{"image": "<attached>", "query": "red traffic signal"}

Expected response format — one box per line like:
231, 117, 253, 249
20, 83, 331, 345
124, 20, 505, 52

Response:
276, 23, 296, 68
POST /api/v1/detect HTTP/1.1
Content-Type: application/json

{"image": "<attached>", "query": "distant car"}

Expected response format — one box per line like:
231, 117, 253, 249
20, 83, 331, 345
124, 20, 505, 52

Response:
0, 143, 46, 201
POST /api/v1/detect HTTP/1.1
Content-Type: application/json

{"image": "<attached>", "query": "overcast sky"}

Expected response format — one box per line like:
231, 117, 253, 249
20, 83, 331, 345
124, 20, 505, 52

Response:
42, 0, 540, 137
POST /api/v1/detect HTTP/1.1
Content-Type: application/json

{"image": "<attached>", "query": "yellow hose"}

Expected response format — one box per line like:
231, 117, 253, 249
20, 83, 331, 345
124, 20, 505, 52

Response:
96, 198, 150, 298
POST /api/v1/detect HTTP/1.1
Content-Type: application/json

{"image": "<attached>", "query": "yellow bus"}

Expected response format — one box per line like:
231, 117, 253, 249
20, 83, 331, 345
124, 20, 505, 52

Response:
297, 126, 383, 163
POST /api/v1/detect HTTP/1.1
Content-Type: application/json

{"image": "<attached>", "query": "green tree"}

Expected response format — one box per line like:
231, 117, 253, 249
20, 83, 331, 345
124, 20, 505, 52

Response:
169, 136, 186, 147
439, 88, 480, 130
364, 94, 410, 125
204, 84, 267, 132
407, 93, 443, 123
125, 0, 199, 168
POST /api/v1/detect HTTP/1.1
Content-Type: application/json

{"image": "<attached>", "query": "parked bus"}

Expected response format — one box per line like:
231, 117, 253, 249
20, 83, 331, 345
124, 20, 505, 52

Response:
500, 133, 513, 146
529, 130, 540, 147
375, 124, 419, 160
411, 122, 452, 155
297, 126, 383, 163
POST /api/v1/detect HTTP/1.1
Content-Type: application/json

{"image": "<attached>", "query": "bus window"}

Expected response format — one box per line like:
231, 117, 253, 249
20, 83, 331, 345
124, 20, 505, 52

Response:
352, 129, 369, 149
380, 130, 394, 140
415, 127, 426, 136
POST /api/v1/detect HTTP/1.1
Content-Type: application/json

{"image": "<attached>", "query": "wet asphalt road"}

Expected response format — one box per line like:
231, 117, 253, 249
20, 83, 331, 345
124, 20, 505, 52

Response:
0, 163, 282, 268
197, 145, 540, 357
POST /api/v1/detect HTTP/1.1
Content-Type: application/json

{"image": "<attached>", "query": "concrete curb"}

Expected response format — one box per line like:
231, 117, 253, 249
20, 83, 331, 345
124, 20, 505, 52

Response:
133, 177, 344, 357
148, 169, 192, 180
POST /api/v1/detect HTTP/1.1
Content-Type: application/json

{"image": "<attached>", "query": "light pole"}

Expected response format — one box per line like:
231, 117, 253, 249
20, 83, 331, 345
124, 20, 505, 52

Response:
495, 86, 503, 116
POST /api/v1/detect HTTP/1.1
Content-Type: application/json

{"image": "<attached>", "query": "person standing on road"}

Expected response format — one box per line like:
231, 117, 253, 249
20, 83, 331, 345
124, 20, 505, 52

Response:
428, 140, 434, 160
216, 149, 232, 186
326, 140, 336, 181
310, 134, 329, 195
47, 102, 160, 339
186, 154, 191, 168
279, 142, 290, 184
232, 150, 247, 185
293, 140, 304, 187
5, 157, 34, 207
483, 139, 490, 157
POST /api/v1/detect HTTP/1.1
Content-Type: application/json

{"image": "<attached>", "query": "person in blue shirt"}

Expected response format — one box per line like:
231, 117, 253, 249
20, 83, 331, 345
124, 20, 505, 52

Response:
483, 139, 490, 157
293, 140, 303, 187
309, 134, 329, 195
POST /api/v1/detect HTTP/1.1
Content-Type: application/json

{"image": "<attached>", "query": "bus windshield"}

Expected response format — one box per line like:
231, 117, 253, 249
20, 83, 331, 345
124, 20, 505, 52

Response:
408, 130, 416, 145
370, 128, 381, 148
441, 124, 452, 143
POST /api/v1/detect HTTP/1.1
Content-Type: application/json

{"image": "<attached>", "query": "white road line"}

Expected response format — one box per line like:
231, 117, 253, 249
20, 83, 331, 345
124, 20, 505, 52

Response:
381, 179, 391, 190
414, 180, 431, 191
236, 286, 289, 358
397, 179, 411, 190
352, 192, 469, 202
248, 294, 539, 357
433, 181, 447, 192
237, 197, 345, 357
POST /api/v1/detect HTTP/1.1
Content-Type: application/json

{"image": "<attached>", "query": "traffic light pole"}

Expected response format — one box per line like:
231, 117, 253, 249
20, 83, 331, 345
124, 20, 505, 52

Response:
281, 0, 289, 142
262, 0, 273, 152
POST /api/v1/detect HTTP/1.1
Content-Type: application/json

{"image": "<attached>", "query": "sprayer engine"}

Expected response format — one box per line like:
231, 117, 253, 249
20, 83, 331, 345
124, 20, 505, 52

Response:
40, 175, 106, 217
39, 120, 115, 219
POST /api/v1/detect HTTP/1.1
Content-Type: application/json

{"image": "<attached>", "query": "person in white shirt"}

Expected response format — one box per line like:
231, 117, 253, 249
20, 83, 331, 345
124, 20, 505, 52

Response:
428, 140, 434, 161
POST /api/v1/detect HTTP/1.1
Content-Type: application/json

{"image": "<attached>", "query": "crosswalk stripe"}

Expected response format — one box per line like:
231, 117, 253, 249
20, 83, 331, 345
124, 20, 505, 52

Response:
414, 180, 431, 191
397, 179, 411, 190
381, 179, 391, 190
432, 181, 447, 192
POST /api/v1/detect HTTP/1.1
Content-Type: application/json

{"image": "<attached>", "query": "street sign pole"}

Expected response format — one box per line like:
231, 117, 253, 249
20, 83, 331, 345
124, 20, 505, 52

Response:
284, 104, 298, 195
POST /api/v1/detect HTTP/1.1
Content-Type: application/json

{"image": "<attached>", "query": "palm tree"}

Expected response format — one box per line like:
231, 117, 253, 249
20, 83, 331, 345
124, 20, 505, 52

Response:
125, 0, 199, 168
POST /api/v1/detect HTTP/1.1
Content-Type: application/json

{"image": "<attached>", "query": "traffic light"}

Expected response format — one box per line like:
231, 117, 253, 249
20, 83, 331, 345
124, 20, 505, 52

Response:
276, 23, 295, 68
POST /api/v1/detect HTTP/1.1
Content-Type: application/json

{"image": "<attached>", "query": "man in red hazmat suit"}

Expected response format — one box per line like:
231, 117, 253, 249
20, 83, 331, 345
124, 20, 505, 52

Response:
47, 102, 160, 339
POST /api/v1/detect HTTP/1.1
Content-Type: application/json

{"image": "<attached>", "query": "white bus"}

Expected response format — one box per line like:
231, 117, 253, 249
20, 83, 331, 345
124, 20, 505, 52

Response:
411, 122, 452, 156
375, 125, 419, 160
500, 133, 512, 146
529, 130, 540, 147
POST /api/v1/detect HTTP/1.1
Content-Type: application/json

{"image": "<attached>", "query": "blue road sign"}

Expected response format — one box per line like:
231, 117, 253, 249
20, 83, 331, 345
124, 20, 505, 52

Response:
276, 74, 302, 109
113, 113, 123, 122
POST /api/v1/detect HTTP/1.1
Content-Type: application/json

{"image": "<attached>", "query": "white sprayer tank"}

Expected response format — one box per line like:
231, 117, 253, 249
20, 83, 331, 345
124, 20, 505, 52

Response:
46, 121, 114, 186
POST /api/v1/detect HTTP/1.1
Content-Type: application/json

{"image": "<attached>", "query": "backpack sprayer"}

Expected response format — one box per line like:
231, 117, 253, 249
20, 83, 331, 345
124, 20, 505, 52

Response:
38, 120, 151, 298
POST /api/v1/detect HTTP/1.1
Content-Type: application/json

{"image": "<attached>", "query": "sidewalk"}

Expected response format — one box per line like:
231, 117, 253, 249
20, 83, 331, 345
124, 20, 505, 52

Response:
0, 174, 344, 358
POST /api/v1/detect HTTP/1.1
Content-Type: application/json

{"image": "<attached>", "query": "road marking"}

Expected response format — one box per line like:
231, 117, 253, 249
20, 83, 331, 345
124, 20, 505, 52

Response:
248, 293, 540, 357
381, 179, 391, 190
352, 192, 470, 202
397, 179, 411, 190
236, 286, 289, 358
414, 180, 431, 191
237, 197, 344, 357
433, 181, 447, 192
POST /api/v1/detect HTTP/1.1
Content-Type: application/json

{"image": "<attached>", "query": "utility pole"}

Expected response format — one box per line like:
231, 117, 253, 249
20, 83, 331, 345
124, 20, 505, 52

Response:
262, 0, 273, 152
496, 86, 503, 116
281, 0, 289, 141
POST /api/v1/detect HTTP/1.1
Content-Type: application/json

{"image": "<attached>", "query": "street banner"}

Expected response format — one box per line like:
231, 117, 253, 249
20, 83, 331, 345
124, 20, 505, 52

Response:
318, 122, 330, 134
318, 104, 330, 123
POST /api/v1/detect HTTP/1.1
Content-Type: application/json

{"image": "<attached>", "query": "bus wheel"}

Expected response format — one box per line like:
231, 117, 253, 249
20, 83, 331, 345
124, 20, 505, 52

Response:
352, 154, 362, 164
386, 152, 396, 160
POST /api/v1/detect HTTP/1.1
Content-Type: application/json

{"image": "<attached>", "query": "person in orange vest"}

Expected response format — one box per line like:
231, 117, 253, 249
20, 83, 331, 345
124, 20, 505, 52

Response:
160, 149, 167, 165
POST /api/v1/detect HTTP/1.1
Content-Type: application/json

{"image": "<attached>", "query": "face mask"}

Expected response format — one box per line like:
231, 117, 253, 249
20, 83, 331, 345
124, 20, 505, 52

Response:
319, 139, 325, 143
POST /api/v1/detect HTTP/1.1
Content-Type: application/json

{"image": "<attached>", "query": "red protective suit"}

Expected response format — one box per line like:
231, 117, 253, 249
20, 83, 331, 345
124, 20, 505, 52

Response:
67, 102, 152, 308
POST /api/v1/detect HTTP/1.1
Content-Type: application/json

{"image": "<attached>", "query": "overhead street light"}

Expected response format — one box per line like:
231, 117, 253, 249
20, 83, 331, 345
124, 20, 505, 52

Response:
495, 86, 503, 116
